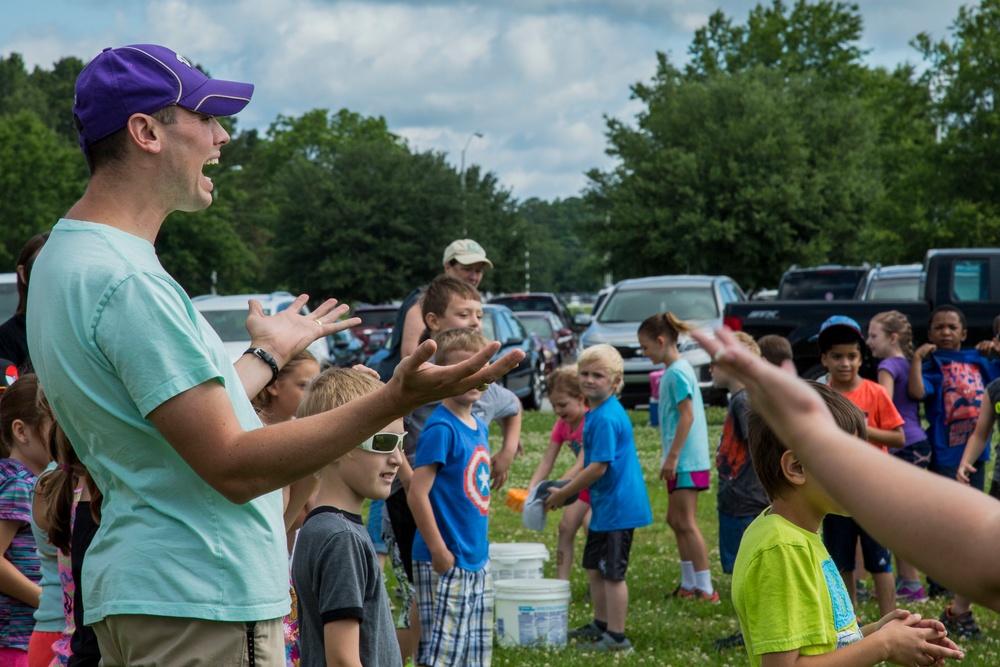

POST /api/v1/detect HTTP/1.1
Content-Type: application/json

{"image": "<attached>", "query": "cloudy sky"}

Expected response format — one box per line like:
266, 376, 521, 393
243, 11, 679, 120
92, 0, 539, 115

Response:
3, 0, 970, 202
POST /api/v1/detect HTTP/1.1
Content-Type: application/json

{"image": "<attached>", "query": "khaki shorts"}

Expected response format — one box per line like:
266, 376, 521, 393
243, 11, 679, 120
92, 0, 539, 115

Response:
93, 615, 283, 667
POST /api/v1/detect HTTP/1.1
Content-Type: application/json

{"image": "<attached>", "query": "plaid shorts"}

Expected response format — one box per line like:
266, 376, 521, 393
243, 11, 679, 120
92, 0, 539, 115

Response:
414, 560, 493, 667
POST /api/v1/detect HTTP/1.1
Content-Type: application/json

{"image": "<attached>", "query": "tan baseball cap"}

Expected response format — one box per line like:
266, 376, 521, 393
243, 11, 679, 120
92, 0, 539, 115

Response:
442, 239, 493, 268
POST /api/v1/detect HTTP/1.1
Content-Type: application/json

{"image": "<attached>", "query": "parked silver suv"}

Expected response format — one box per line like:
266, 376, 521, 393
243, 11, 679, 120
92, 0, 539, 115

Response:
577, 275, 746, 408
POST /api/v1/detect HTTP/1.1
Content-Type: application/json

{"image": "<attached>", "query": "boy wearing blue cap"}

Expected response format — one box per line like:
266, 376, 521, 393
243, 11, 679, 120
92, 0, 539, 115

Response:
818, 316, 904, 619
27, 44, 520, 665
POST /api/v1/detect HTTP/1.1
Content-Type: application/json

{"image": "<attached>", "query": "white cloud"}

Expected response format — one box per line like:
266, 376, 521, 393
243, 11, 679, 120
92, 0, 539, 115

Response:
0, 0, 973, 200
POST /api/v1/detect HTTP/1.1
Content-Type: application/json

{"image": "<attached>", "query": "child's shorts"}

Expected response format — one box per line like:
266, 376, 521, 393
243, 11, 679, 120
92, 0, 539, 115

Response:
889, 439, 931, 469
582, 528, 634, 581
822, 515, 892, 574
668, 470, 710, 494
578, 487, 591, 504
413, 560, 493, 667
930, 461, 985, 491
718, 512, 757, 575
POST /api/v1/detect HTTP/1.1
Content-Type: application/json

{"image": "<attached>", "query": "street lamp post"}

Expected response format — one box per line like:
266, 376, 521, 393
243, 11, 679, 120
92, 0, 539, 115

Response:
460, 131, 483, 235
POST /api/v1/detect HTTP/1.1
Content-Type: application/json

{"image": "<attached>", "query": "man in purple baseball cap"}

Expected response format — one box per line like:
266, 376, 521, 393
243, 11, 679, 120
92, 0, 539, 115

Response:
27, 44, 523, 665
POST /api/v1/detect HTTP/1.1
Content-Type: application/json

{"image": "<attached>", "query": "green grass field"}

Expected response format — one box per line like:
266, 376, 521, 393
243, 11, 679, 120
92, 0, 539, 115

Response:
440, 407, 1000, 665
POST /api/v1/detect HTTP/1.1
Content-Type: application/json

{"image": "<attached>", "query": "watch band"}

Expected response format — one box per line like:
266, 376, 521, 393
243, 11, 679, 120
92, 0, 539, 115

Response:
244, 347, 280, 387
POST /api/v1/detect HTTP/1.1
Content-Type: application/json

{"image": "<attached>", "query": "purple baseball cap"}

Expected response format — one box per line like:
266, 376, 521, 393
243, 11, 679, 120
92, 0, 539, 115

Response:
73, 44, 254, 154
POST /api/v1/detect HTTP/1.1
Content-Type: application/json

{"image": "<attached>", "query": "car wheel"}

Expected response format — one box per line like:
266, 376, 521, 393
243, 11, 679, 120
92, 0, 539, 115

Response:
522, 362, 546, 411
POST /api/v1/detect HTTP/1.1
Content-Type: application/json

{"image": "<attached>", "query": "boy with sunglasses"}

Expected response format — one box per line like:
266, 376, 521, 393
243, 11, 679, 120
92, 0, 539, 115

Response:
408, 328, 496, 667
291, 368, 405, 667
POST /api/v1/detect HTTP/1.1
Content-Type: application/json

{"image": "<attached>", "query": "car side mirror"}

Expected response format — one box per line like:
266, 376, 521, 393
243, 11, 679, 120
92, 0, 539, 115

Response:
574, 313, 592, 326
505, 336, 524, 346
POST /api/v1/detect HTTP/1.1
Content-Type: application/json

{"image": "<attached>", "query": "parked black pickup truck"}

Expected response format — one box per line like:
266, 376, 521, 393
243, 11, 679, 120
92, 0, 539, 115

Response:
723, 249, 1000, 379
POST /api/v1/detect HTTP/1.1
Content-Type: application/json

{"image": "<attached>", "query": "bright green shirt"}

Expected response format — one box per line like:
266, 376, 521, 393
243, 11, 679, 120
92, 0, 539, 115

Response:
732, 510, 861, 666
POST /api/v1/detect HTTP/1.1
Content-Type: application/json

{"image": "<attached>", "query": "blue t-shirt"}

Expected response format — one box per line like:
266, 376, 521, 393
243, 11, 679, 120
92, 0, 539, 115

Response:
27, 219, 288, 624
921, 348, 1000, 467
658, 359, 710, 472
584, 395, 653, 532
412, 405, 491, 571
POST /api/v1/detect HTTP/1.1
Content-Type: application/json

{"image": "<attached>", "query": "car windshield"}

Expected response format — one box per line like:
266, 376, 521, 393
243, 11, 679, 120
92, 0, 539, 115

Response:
356, 308, 397, 328
492, 296, 557, 313
868, 276, 921, 301
481, 314, 496, 342
598, 286, 718, 323
0, 281, 17, 319
520, 316, 554, 339
199, 309, 251, 342
778, 270, 867, 300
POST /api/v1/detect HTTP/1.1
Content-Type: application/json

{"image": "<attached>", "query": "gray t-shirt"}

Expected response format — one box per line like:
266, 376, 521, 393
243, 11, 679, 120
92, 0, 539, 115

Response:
292, 507, 401, 667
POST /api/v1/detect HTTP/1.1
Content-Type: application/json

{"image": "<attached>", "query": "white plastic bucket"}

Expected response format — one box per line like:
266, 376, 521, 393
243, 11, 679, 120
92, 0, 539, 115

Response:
489, 542, 549, 582
494, 578, 571, 647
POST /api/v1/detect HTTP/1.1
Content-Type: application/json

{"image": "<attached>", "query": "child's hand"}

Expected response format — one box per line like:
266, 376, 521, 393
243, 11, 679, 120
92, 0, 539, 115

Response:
431, 548, 456, 575
956, 461, 978, 485
914, 343, 937, 361
876, 613, 964, 665
975, 339, 999, 356
544, 487, 567, 511
660, 454, 678, 482
491, 448, 516, 490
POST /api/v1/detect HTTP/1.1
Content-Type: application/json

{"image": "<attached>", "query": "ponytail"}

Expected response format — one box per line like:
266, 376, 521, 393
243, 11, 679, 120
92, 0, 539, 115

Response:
638, 311, 693, 344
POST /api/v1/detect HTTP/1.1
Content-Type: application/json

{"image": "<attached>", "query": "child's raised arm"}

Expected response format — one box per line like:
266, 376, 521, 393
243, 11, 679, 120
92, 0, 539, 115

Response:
695, 327, 1000, 612
908, 344, 935, 400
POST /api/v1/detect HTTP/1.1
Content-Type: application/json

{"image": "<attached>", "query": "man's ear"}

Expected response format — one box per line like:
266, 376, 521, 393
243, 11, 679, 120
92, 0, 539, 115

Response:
779, 450, 806, 487
126, 113, 164, 155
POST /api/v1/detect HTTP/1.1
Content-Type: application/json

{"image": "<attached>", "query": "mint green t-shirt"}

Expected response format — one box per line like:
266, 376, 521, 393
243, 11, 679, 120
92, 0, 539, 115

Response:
732, 510, 862, 666
27, 219, 288, 624
658, 359, 710, 472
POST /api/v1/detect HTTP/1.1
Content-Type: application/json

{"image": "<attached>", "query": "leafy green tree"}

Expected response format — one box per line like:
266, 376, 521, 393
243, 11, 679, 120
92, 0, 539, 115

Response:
586, 60, 881, 290
516, 197, 603, 293
908, 0, 1000, 251
0, 110, 86, 269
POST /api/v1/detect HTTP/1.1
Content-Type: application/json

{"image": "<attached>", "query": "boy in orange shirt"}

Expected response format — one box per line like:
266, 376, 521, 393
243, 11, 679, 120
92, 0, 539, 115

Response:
817, 316, 904, 619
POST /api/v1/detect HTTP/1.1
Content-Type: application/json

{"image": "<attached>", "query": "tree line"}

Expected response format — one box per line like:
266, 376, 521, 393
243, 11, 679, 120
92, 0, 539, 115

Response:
3, 0, 1000, 300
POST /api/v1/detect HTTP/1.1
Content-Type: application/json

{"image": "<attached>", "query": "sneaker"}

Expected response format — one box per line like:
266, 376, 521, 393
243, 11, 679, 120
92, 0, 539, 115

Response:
714, 631, 744, 651
693, 588, 721, 603
582, 632, 634, 655
896, 581, 928, 604
668, 584, 695, 600
568, 621, 605, 642
940, 605, 983, 640
855, 580, 872, 602
927, 579, 954, 600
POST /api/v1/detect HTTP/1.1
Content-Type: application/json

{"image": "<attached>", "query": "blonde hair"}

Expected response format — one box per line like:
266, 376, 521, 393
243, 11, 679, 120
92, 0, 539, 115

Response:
870, 310, 914, 360
435, 327, 490, 366
733, 331, 761, 357
546, 365, 583, 399
296, 368, 383, 418
577, 344, 624, 396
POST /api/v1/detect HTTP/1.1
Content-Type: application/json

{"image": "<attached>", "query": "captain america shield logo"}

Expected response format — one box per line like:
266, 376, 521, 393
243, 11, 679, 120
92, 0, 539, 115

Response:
464, 446, 491, 515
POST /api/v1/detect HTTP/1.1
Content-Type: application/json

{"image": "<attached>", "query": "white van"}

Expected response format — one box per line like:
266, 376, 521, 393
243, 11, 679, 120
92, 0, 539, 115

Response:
0, 273, 18, 319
